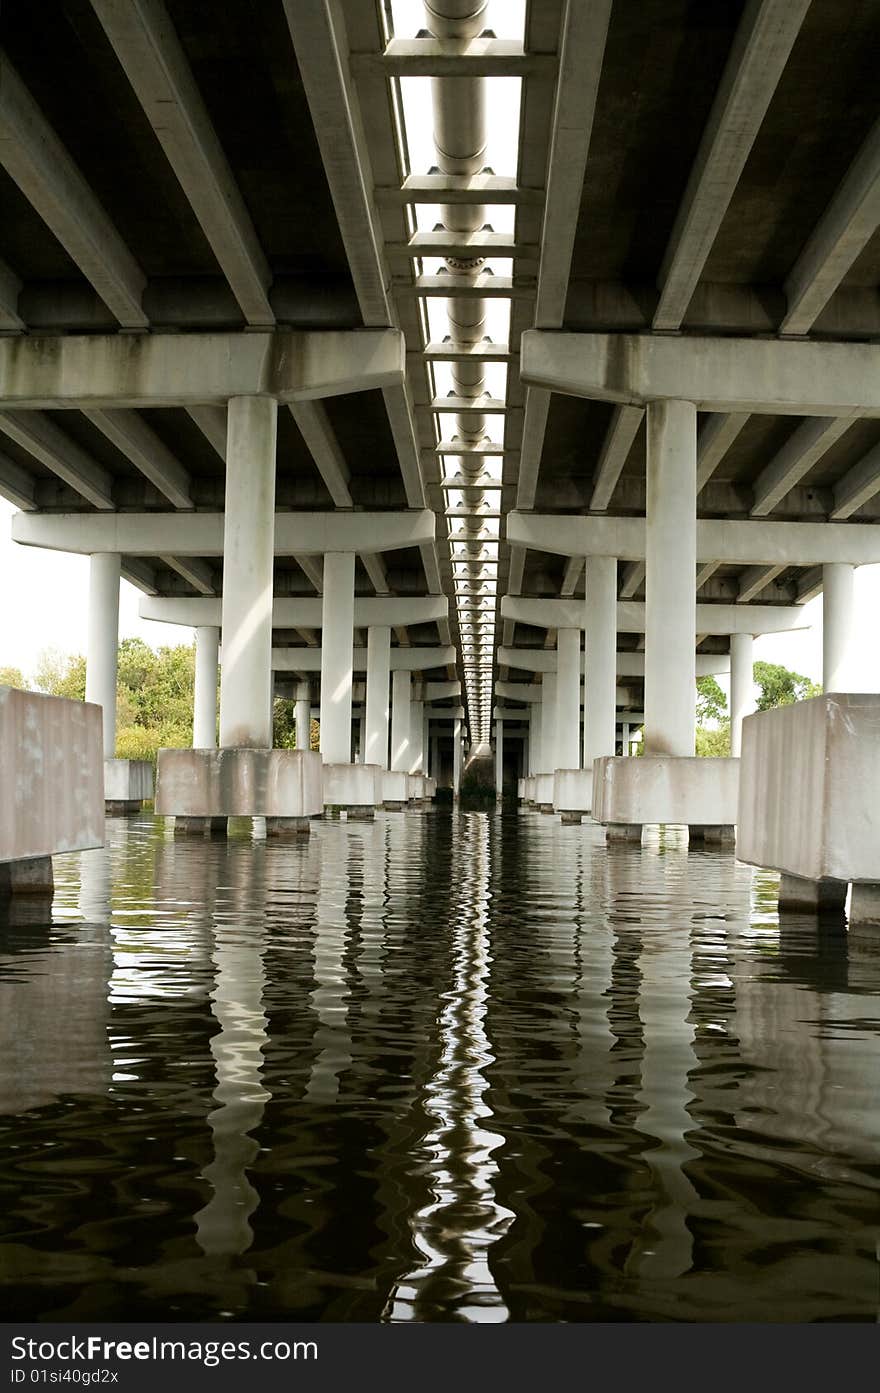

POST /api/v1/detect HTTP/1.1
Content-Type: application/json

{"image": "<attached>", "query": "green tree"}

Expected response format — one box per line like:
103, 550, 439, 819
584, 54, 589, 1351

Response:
696, 722, 731, 756
696, 675, 727, 723
33, 648, 87, 700
0, 665, 27, 689
753, 660, 821, 710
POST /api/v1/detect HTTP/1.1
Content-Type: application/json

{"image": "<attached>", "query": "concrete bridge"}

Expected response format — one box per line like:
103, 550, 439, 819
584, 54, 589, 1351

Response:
0, 1, 878, 915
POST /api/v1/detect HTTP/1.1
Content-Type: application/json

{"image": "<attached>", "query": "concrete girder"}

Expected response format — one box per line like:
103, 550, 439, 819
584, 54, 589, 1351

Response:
0, 257, 23, 331
560, 556, 584, 596
12, 509, 435, 557
830, 440, 880, 520
500, 596, 810, 635
0, 449, 36, 510
751, 417, 851, 516
695, 561, 721, 589
352, 37, 554, 78
186, 405, 227, 458
618, 560, 645, 599
83, 409, 193, 509
497, 648, 731, 678
506, 511, 880, 567
0, 52, 147, 328
0, 411, 114, 510
424, 681, 461, 701
520, 331, 880, 416
782, 114, 880, 335
654, 0, 810, 331
0, 330, 404, 409
589, 405, 644, 511
140, 596, 449, 628
90, 0, 274, 328
288, 400, 352, 507
736, 564, 787, 603
697, 412, 750, 490
158, 556, 215, 595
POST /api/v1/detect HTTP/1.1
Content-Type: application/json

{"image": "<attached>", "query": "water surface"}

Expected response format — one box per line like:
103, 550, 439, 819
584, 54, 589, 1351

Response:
1, 810, 878, 1322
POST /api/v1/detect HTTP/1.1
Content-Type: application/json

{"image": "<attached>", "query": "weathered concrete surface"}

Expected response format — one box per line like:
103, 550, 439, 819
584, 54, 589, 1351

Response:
155, 747, 323, 817
0, 686, 104, 864
738, 695, 880, 883
592, 755, 740, 827
779, 872, 847, 914
382, 770, 409, 806
534, 773, 555, 809
323, 761, 382, 809
553, 768, 592, 814
522, 775, 536, 803
104, 757, 153, 804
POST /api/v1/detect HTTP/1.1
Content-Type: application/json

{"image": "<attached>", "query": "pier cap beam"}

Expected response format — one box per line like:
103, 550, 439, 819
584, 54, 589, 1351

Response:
501, 596, 810, 635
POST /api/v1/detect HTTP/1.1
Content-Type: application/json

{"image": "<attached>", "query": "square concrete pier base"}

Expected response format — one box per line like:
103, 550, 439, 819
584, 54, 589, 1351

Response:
266, 816, 312, 837
174, 816, 229, 837
0, 855, 54, 897
779, 873, 847, 915
156, 748, 323, 825
553, 768, 592, 820
592, 756, 739, 847
382, 770, 408, 809
607, 823, 643, 844
104, 758, 153, 814
322, 762, 381, 817
690, 824, 736, 846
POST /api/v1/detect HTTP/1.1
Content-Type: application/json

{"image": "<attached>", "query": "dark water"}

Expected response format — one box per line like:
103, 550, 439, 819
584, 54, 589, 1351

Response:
1, 809, 879, 1323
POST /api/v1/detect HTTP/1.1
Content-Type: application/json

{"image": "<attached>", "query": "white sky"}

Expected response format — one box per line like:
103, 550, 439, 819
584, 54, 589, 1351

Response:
2, 0, 878, 698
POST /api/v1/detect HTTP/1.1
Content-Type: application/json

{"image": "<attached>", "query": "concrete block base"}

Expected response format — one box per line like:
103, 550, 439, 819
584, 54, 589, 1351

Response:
592, 756, 739, 832
266, 816, 311, 838
607, 823, 643, 844
0, 855, 54, 898
104, 758, 153, 811
553, 768, 592, 816
778, 873, 847, 915
156, 747, 323, 818
174, 816, 229, 837
382, 771, 408, 806
690, 824, 736, 847
560, 811, 583, 825
383, 800, 406, 811
323, 762, 381, 812
851, 883, 880, 927
534, 773, 555, 809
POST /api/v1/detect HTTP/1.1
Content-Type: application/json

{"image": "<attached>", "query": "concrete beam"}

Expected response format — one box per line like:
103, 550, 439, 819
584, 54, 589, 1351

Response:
288, 400, 352, 507
0, 330, 404, 409
0, 448, 36, 510
379, 174, 541, 207
560, 555, 584, 596
90, 0, 274, 327
618, 560, 645, 599
274, 645, 453, 673
141, 596, 449, 628
497, 647, 731, 677
353, 37, 554, 78
589, 405, 644, 511
424, 681, 460, 701
830, 440, 880, 520
501, 596, 810, 635
751, 417, 850, 516
506, 511, 880, 567
83, 409, 193, 509
0, 257, 23, 331
186, 405, 227, 458
158, 555, 215, 595
736, 564, 786, 603
697, 412, 750, 489
13, 508, 434, 558
782, 114, 880, 334
654, 0, 809, 330
0, 52, 147, 328
521, 330, 880, 416
0, 411, 114, 510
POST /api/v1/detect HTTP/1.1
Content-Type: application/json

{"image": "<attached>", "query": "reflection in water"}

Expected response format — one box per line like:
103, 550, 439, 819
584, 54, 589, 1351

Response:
0, 809, 879, 1322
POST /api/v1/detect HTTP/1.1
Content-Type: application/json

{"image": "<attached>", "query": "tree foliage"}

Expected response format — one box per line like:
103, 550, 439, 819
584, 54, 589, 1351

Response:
0, 665, 27, 689
753, 660, 821, 710
696, 676, 727, 723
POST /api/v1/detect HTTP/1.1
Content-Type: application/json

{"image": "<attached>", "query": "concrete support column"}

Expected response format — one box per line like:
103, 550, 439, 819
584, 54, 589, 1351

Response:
529, 703, 541, 776
621, 722, 630, 754
409, 697, 425, 774
193, 626, 219, 748
583, 554, 618, 770
294, 681, 311, 751
86, 552, 121, 757
645, 400, 697, 756
729, 632, 755, 758
495, 717, 503, 791
555, 629, 581, 770
453, 715, 462, 794
218, 396, 277, 749
823, 563, 857, 692
431, 733, 439, 782
390, 670, 411, 771
423, 711, 430, 775
541, 673, 557, 773
364, 625, 391, 768
319, 552, 356, 764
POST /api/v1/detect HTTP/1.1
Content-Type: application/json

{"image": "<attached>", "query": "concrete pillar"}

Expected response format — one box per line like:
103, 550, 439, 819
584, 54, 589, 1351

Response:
85, 552, 120, 757
529, 702, 541, 775
364, 625, 391, 768
621, 721, 630, 754
823, 562, 857, 692
409, 698, 425, 774
583, 554, 618, 770
495, 717, 503, 790
555, 628, 581, 770
357, 714, 366, 763
729, 632, 755, 758
193, 626, 219, 748
541, 674, 557, 773
453, 715, 462, 794
645, 400, 697, 756
218, 396, 277, 749
390, 670, 411, 771
431, 733, 440, 782
423, 711, 430, 775
294, 681, 311, 751
319, 552, 355, 764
